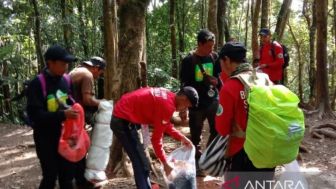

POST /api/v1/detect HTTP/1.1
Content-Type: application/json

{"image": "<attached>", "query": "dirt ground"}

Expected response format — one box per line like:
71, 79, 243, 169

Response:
0, 115, 335, 189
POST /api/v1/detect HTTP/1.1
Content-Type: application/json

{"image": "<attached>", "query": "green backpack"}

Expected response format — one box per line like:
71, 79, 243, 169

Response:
233, 71, 305, 168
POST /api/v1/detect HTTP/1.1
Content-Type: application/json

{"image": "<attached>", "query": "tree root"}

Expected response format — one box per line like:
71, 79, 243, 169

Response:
310, 123, 336, 139
299, 144, 309, 153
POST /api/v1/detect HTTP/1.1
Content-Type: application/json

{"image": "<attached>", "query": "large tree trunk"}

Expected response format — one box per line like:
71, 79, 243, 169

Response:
169, 0, 178, 78
77, 0, 89, 57
208, 0, 218, 49
315, 0, 334, 118
333, 0, 336, 110
31, 0, 45, 72
274, 0, 292, 40
2, 61, 12, 119
223, 0, 231, 42
251, 0, 262, 65
107, 0, 150, 176
260, 0, 270, 29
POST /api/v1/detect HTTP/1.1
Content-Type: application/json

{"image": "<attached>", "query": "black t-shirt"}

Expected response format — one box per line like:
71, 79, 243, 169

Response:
180, 52, 221, 109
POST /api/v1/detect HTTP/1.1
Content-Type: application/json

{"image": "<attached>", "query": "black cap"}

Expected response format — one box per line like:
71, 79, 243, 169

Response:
82, 56, 106, 69
218, 41, 247, 61
179, 86, 199, 107
197, 29, 215, 43
259, 28, 271, 36
44, 45, 77, 63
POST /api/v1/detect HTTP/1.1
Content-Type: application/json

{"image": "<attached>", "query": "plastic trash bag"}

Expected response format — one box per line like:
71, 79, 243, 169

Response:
164, 146, 197, 189
85, 100, 113, 182
275, 160, 308, 189
58, 103, 90, 162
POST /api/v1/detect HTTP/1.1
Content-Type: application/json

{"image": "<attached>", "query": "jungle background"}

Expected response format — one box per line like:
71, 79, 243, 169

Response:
0, 0, 335, 188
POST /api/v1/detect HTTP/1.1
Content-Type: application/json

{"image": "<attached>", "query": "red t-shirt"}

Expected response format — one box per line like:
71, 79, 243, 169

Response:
215, 78, 248, 157
113, 87, 184, 163
259, 41, 284, 82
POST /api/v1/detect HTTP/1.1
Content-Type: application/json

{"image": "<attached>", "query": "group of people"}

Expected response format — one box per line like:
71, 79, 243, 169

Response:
27, 27, 285, 189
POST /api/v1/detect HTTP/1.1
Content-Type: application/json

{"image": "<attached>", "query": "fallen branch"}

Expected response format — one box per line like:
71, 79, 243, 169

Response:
314, 129, 336, 139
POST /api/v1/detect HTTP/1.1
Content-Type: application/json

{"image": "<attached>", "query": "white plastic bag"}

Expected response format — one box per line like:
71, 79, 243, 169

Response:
164, 146, 197, 189
85, 100, 113, 182
275, 160, 308, 189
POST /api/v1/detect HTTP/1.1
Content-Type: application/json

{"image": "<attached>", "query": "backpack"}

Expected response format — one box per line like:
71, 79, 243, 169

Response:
24, 73, 71, 127
270, 41, 290, 69
232, 71, 305, 168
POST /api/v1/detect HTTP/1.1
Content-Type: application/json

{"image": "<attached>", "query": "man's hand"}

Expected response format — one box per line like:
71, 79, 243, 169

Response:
178, 110, 188, 121
64, 108, 79, 119
181, 136, 193, 148
162, 162, 173, 176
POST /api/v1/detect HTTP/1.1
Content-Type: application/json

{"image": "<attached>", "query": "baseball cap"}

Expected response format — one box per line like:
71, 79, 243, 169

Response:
259, 28, 271, 36
82, 56, 106, 69
197, 29, 215, 43
218, 41, 247, 61
180, 86, 199, 108
44, 45, 77, 63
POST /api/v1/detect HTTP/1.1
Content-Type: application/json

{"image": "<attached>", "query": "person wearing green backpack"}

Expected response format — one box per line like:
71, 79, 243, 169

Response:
215, 42, 276, 188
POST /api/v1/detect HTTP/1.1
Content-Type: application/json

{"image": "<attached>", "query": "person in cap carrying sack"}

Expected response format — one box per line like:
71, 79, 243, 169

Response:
180, 29, 221, 173
110, 87, 197, 189
216, 42, 275, 188
69, 57, 109, 188
26, 45, 78, 189
70, 56, 106, 124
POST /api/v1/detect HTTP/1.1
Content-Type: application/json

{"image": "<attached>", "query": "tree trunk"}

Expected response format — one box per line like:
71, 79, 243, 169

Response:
169, 0, 178, 78
107, 0, 150, 176
61, 0, 73, 69
303, 0, 317, 105
208, 0, 218, 49
177, 1, 186, 58
244, 0, 250, 46
260, 0, 270, 29
332, 0, 336, 110
223, 0, 230, 42
274, 0, 292, 41
315, 0, 334, 118
288, 22, 303, 101
77, 0, 89, 57
200, 0, 206, 28
31, 0, 45, 72
217, 0, 225, 48
2, 61, 12, 119
252, 0, 262, 64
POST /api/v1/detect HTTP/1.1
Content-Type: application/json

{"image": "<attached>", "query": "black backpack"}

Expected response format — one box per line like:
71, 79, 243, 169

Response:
270, 41, 290, 69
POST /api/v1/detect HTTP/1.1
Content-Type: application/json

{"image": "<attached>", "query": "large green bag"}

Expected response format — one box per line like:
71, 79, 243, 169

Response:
234, 71, 305, 168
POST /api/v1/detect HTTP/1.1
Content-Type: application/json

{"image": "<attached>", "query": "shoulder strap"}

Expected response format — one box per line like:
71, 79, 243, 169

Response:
62, 73, 75, 103
191, 53, 207, 76
37, 73, 47, 98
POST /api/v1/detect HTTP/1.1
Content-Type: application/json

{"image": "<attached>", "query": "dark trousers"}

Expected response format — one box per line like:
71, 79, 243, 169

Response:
189, 100, 218, 159
225, 149, 275, 189
110, 116, 151, 189
34, 131, 75, 189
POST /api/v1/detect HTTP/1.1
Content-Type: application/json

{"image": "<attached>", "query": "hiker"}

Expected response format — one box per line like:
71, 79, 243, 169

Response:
216, 42, 275, 188
26, 45, 78, 189
110, 87, 197, 189
179, 29, 221, 168
69, 57, 108, 188
69, 56, 106, 124
257, 28, 284, 84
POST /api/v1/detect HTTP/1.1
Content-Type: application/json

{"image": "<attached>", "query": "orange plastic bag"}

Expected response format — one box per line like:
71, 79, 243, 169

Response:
58, 103, 90, 162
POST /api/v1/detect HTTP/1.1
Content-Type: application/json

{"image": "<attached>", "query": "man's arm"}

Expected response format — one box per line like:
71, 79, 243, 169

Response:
215, 85, 234, 136
81, 75, 100, 107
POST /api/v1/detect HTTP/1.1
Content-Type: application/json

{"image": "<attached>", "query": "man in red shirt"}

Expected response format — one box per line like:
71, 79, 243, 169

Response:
110, 87, 196, 189
258, 28, 284, 84
216, 42, 275, 188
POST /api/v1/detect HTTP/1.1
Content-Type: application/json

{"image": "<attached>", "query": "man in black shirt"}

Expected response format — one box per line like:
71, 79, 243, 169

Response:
180, 29, 221, 169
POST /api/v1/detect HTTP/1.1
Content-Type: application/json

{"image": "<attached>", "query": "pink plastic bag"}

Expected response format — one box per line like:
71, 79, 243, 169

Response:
58, 103, 90, 162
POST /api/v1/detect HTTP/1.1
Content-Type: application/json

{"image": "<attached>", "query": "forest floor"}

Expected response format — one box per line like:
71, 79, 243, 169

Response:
0, 114, 335, 189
